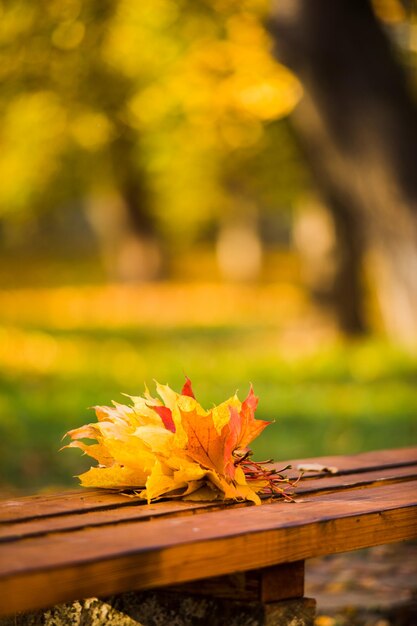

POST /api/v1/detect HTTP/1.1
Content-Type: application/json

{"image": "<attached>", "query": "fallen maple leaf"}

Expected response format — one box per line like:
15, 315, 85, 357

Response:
63, 378, 295, 505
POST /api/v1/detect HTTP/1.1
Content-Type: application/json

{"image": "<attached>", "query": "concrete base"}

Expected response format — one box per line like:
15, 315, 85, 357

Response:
1, 592, 316, 626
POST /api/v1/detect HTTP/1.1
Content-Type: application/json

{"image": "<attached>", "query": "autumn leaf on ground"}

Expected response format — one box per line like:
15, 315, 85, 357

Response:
63, 378, 296, 505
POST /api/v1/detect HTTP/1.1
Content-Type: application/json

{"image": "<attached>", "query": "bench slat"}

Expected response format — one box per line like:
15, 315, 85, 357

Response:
1, 463, 415, 542
2, 479, 416, 576
1, 446, 415, 523
1, 479, 416, 615
284, 446, 417, 475
0, 490, 143, 524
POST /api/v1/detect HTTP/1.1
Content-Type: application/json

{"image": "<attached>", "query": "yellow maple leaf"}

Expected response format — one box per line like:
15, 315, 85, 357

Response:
63, 377, 295, 504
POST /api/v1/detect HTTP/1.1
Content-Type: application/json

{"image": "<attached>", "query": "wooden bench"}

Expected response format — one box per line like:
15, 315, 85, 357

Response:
1, 446, 416, 625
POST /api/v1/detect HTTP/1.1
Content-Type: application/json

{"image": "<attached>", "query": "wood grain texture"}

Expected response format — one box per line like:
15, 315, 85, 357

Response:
284, 446, 417, 475
1, 480, 416, 615
3, 480, 416, 576
1, 446, 415, 522
259, 562, 305, 603
0, 499, 226, 541
0, 447, 416, 616
0, 489, 148, 523
1, 464, 415, 542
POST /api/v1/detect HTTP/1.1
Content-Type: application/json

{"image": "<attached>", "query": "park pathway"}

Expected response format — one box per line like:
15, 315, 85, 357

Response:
307, 541, 417, 625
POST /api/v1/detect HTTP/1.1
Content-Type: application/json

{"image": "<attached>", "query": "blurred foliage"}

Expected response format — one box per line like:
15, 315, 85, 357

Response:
0, 0, 305, 254
0, 1, 416, 494
0, 284, 416, 494
0, 0, 414, 257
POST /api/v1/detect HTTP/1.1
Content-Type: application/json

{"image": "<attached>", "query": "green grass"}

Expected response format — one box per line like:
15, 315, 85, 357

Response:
1, 321, 416, 494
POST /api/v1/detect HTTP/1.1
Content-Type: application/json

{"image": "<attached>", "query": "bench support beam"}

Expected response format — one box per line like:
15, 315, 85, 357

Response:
167, 560, 306, 603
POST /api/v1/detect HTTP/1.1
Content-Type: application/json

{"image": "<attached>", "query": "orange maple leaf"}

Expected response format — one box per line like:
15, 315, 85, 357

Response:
180, 408, 229, 474
232, 385, 270, 450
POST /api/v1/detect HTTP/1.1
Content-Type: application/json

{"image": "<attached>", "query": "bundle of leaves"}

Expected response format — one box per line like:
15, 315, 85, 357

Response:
64, 378, 294, 505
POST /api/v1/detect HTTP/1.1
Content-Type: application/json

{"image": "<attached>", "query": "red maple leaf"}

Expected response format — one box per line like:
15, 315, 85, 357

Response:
181, 376, 195, 398
152, 405, 176, 433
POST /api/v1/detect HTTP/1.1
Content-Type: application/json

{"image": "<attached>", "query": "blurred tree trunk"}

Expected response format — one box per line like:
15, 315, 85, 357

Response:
86, 127, 164, 283
270, 0, 417, 345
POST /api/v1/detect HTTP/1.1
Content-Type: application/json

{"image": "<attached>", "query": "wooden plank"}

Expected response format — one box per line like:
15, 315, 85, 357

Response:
0, 490, 138, 523
0, 480, 416, 615
259, 561, 305, 603
295, 463, 417, 493
285, 446, 417, 478
4, 479, 416, 576
1, 446, 415, 523
0, 489, 163, 524
0, 499, 239, 542
0, 508, 414, 617
1, 464, 415, 542
0, 491, 223, 525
